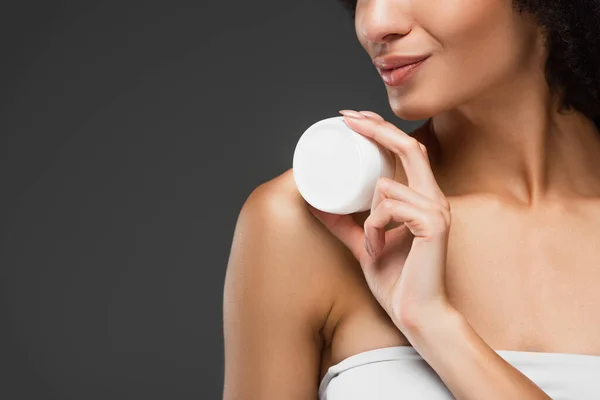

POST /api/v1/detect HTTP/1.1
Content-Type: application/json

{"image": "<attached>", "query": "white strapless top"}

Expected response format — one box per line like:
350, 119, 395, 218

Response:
318, 345, 600, 399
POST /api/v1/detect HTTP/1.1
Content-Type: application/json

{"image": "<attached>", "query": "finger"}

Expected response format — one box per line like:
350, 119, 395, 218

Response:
306, 203, 365, 261
359, 111, 431, 167
347, 115, 434, 191
358, 110, 384, 122
365, 199, 446, 255
342, 115, 442, 200
369, 176, 440, 243
418, 142, 431, 168
371, 176, 442, 213
359, 111, 432, 168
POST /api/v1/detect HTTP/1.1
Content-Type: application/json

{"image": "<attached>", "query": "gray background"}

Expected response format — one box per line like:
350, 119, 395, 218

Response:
0, 1, 423, 398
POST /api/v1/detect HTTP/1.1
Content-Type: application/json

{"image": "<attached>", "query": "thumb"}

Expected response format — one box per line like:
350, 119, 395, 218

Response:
306, 203, 365, 260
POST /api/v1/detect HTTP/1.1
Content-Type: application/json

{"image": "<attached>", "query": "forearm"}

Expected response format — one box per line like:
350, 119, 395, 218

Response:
401, 306, 551, 400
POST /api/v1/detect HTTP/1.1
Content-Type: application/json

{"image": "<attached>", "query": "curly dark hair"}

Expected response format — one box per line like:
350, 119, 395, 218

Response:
335, 0, 600, 129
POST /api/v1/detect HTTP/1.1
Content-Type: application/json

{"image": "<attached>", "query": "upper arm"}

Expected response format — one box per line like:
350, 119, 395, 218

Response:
223, 176, 337, 400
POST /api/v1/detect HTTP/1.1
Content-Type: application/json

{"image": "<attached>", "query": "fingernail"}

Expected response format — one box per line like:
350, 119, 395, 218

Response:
339, 110, 366, 119
358, 111, 376, 118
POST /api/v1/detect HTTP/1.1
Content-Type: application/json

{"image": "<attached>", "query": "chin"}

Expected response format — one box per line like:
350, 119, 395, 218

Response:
389, 93, 443, 121
390, 103, 434, 121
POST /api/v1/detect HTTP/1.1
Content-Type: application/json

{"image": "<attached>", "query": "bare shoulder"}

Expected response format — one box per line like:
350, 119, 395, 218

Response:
223, 168, 349, 398
228, 167, 348, 325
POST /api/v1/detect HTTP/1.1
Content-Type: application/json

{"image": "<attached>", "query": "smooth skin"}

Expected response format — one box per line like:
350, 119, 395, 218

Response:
309, 109, 550, 399
308, 110, 453, 330
223, 0, 600, 398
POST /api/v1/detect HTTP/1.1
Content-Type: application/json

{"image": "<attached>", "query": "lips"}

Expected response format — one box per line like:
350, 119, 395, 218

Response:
378, 57, 428, 86
372, 54, 431, 71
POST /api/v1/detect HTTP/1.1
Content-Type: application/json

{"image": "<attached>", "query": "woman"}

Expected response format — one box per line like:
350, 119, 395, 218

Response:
223, 0, 600, 398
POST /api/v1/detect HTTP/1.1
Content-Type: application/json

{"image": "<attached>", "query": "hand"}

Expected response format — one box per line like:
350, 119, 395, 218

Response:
306, 110, 454, 334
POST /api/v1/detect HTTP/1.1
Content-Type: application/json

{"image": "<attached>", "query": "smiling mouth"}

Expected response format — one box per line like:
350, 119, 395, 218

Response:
378, 57, 429, 86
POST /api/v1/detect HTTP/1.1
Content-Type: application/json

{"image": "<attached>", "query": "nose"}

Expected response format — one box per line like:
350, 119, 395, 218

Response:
357, 0, 412, 45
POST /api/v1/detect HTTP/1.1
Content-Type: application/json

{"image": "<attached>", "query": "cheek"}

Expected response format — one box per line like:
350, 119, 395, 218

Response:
415, 0, 526, 105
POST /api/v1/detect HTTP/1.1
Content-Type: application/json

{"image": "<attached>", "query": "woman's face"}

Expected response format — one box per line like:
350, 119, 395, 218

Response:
354, 0, 544, 120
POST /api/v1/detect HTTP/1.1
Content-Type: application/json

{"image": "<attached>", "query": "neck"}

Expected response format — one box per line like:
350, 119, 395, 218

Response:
423, 84, 600, 208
